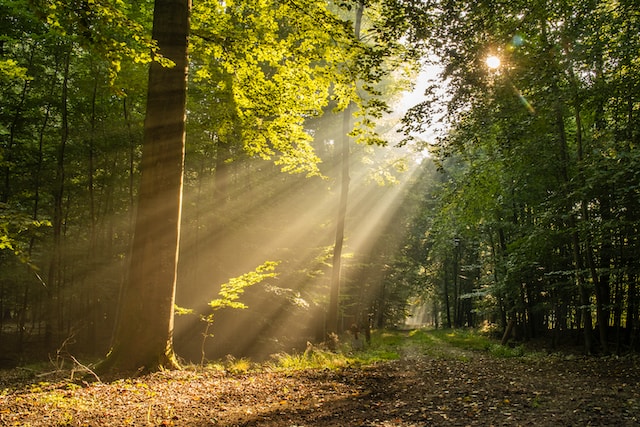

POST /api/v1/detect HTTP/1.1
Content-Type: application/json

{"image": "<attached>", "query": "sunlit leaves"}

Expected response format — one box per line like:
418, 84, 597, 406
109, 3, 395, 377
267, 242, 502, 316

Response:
188, 0, 417, 175
29, 0, 159, 83
0, 202, 51, 265
189, 0, 351, 175
174, 305, 194, 316
208, 261, 280, 311
0, 59, 29, 83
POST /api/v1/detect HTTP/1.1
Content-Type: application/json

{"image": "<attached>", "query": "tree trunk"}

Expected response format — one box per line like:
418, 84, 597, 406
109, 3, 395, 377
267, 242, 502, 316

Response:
2, 47, 35, 203
326, 0, 363, 337
327, 103, 351, 337
123, 96, 136, 231
452, 240, 460, 327
100, 0, 190, 373
567, 52, 610, 353
627, 274, 638, 348
46, 48, 71, 349
444, 266, 451, 329
86, 75, 99, 353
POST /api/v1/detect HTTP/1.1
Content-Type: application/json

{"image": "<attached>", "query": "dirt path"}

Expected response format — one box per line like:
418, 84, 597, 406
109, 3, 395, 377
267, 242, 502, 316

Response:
2, 338, 639, 426
239, 340, 640, 426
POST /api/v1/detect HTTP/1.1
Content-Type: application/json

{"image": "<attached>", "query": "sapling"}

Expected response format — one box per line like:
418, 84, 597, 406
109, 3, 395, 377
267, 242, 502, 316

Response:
176, 261, 279, 365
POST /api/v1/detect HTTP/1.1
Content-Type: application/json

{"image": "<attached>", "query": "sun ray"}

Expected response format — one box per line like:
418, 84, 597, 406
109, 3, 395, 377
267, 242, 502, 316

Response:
172, 134, 426, 361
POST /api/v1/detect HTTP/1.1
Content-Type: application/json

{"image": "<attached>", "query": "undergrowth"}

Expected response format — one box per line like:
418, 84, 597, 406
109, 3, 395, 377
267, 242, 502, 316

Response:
406, 328, 530, 359
269, 332, 402, 371
3, 328, 531, 390
268, 328, 530, 372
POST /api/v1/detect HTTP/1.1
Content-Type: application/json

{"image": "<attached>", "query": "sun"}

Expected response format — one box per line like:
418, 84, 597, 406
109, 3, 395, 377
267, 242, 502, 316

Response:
485, 55, 501, 70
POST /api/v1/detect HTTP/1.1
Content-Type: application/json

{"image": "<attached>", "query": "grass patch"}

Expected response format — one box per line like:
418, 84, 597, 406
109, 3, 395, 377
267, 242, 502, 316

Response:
270, 333, 401, 371
374, 330, 407, 348
430, 328, 494, 351
271, 347, 352, 371
224, 356, 253, 374
407, 329, 441, 345
488, 343, 526, 358
267, 328, 532, 371
395, 328, 535, 361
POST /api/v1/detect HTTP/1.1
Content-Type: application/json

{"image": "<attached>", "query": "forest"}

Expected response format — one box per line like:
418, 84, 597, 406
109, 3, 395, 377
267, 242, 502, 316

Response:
1, 0, 639, 374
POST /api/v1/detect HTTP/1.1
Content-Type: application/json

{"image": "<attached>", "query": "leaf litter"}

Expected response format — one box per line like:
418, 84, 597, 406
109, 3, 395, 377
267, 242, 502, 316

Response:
1, 340, 639, 426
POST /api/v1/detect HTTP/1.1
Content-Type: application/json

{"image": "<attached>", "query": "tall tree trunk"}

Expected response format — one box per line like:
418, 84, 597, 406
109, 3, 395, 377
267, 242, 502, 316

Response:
100, 0, 190, 373
452, 239, 460, 327
327, 103, 351, 337
85, 74, 100, 353
566, 48, 610, 353
627, 274, 638, 348
444, 264, 451, 329
326, 0, 364, 338
621, 34, 640, 347
123, 96, 136, 231
45, 48, 71, 349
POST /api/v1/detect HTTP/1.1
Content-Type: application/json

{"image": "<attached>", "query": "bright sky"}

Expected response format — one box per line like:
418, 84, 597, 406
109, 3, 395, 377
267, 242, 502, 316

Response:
390, 60, 449, 160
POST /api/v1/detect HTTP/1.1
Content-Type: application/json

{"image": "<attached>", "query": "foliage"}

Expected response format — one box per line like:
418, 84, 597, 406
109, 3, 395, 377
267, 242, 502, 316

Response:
208, 261, 280, 312
28, 0, 162, 83
196, 261, 280, 364
4, 0, 638, 373
0, 0, 422, 364
0, 203, 51, 265
270, 329, 407, 371
397, 0, 640, 353
188, 0, 419, 177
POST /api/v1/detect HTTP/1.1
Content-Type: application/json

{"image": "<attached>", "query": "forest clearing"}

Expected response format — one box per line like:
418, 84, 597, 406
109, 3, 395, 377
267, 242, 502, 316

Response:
2, 329, 639, 426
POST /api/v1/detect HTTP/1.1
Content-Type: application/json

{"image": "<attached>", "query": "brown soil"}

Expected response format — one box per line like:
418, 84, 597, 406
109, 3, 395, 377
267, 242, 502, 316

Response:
1, 341, 639, 426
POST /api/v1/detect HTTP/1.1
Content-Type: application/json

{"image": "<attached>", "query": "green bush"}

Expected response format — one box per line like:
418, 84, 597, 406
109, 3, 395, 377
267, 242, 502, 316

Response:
488, 344, 525, 358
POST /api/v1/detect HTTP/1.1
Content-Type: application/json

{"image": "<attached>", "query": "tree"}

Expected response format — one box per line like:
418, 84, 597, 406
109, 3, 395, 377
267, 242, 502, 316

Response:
0, 0, 370, 362
326, 100, 354, 337
400, 0, 640, 352
326, 0, 423, 337
100, 0, 190, 372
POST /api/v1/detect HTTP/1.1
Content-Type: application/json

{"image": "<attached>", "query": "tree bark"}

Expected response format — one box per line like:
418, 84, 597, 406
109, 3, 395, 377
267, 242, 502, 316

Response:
444, 265, 451, 329
45, 48, 71, 349
100, 0, 190, 373
123, 96, 136, 231
326, 0, 364, 339
566, 50, 610, 353
327, 103, 351, 337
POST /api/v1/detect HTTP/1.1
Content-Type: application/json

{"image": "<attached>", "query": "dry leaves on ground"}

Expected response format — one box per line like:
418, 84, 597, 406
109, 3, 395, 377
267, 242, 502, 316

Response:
1, 342, 639, 426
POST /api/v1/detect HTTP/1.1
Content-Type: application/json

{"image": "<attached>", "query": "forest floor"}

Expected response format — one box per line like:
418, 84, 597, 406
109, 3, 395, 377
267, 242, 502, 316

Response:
1, 330, 640, 426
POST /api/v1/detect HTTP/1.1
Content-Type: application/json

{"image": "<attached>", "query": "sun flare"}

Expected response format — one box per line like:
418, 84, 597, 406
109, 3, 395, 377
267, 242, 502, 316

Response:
485, 55, 501, 70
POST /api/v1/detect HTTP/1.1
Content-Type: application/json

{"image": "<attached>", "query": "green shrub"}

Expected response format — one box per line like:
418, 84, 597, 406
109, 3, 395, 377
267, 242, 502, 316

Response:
430, 329, 493, 351
488, 344, 525, 358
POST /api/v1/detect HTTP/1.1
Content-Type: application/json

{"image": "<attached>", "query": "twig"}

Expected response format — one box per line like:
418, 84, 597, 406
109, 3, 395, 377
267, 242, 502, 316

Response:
68, 354, 101, 383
